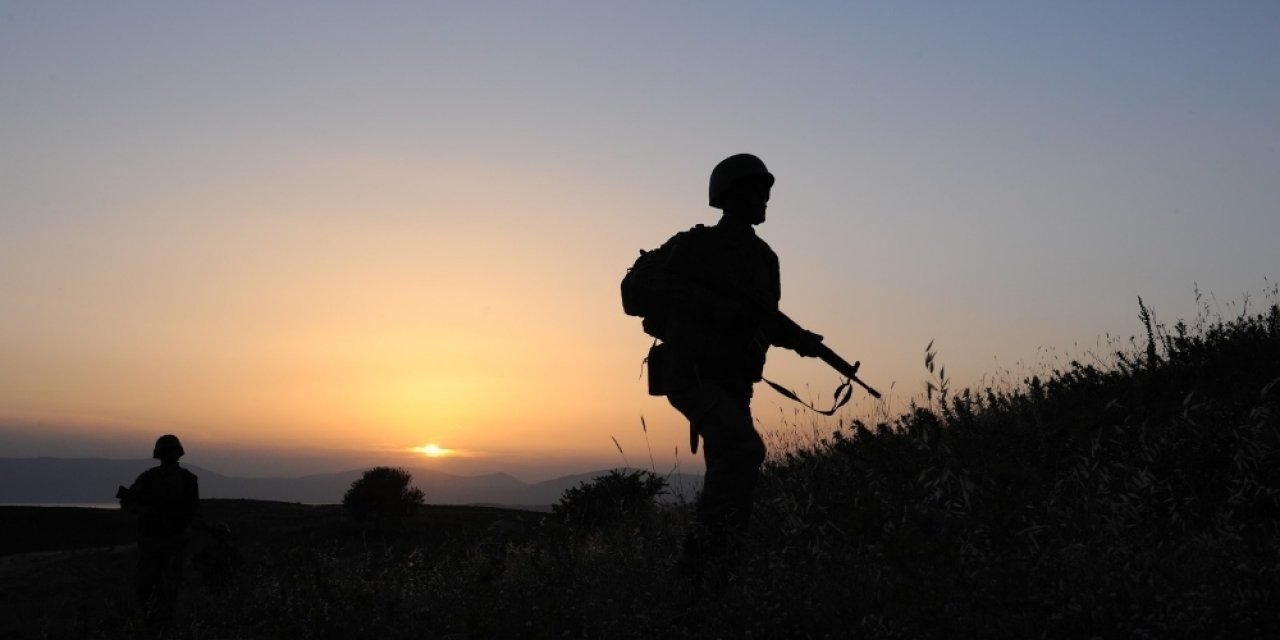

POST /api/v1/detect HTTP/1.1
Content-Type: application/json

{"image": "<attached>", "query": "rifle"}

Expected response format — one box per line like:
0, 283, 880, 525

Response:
805, 336, 882, 399
768, 310, 882, 408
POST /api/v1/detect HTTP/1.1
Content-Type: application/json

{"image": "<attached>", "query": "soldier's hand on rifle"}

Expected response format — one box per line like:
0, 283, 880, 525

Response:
794, 330, 825, 358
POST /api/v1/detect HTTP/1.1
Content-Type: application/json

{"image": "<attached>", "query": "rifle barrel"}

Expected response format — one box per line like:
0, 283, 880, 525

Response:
815, 343, 882, 399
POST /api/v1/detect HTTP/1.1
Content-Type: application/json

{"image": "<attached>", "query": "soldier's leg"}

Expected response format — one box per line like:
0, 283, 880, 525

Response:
136, 540, 162, 609
670, 382, 766, 571
157, 537, 187, 617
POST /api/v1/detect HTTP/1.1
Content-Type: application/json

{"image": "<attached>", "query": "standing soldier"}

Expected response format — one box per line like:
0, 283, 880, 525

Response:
118, 434, 200, 626
622, 154, 832, 585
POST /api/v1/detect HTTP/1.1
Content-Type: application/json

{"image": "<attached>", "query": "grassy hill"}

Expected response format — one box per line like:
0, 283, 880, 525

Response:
3, 298, 1277, 638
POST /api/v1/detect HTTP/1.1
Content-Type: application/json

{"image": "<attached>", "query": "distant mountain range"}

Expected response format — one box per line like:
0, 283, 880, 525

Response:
0, 458, 702, 509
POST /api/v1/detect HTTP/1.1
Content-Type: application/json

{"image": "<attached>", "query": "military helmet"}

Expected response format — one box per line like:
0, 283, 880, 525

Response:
153, 434, 185, 460
708, 153, 775, 208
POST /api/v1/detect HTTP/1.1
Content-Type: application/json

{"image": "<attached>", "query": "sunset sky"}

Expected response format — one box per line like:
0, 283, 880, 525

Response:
3, 3, 1278, 480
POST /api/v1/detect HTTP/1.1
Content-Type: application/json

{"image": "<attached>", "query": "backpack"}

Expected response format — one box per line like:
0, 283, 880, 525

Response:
620, 224, 719, 336
621, 238, 679, 340
621, 232, 690, 395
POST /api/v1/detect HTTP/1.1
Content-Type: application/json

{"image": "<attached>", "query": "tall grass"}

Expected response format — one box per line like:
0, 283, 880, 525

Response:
746, 294, 1280, 638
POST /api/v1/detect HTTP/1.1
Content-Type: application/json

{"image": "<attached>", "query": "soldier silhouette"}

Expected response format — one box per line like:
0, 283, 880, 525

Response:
118, 434, 200, 627
623, 154, 832, 587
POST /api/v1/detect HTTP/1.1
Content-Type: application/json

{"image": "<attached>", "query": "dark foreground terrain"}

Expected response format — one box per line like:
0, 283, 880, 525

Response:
0, 500, 543, 639
3, 298, 1279, 639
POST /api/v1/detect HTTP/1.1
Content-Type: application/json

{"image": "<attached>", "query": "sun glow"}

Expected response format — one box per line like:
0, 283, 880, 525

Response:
412, 443, 452, 458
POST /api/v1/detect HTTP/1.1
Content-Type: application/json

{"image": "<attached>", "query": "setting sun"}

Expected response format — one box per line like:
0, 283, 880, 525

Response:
412, 444, 451, 458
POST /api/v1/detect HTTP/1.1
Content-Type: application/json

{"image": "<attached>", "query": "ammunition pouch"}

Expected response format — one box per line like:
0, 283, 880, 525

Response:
646, 342, 668, 396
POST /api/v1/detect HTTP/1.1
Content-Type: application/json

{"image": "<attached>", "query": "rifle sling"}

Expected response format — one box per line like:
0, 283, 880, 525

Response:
762, 376, 854, 416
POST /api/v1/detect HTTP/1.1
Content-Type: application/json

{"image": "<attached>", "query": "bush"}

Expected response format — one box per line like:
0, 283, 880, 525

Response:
342, 467, 425, 530
552, 469, 667, 532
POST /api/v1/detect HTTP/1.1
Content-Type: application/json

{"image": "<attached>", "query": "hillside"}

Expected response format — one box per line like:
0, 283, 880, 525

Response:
3, 299, 1277, 639
740, 300, 1280, 637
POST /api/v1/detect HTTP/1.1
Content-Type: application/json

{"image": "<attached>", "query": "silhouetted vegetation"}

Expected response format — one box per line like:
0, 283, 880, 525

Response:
552, 469, 668, 533
342, 467, 425, 531
5, 297, 1278, 638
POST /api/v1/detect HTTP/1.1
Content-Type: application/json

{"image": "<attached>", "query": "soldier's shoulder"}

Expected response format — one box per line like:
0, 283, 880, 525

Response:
135, 465, 164, 480
669, 223, 718, 247
744, 229, 778, 256
170, 466, 199, 491
667, 223, 710, 240
130, 465, 165, 491
652, 224, 709, 254
149, 464, 198, 481
755, 234, 779, 257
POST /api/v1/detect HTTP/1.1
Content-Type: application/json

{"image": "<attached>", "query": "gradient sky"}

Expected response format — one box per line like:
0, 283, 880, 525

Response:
3, 3, 1278, 480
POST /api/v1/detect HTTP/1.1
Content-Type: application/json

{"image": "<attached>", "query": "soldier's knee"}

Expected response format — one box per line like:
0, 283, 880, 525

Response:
746, 431, 766, 467
726, 431, 766, 469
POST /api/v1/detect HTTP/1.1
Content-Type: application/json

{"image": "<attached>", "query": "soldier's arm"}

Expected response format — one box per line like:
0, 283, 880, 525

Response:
766, 310, 825, 357
771, 310, 881, 396
120, 474, 154, 515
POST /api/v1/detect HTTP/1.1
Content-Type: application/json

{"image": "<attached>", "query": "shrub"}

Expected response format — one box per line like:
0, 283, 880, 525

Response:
342, 467, 425, 530
552, 469, 667, 532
